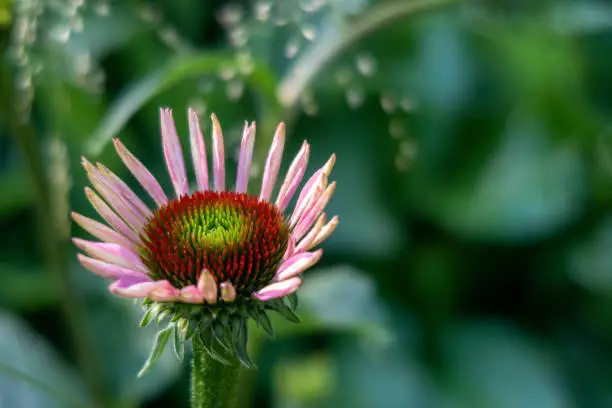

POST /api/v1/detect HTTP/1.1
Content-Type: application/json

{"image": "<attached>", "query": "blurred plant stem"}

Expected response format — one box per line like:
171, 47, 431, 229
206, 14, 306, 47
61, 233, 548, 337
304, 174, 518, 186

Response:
191, 340, 242, 408
279, 0, 461, 122
0, 63, 111, 408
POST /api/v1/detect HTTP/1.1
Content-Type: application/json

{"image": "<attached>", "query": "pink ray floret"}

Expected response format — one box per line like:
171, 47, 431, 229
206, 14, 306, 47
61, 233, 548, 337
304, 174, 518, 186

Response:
72, 108, 337, 304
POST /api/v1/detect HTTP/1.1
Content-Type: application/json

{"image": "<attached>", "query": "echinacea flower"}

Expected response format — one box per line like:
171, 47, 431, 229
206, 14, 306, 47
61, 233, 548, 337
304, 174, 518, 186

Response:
72, 108, 337, 368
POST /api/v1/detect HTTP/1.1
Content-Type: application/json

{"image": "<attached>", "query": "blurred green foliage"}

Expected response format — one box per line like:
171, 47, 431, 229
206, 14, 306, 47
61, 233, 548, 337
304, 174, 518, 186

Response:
2, 0, 612, 407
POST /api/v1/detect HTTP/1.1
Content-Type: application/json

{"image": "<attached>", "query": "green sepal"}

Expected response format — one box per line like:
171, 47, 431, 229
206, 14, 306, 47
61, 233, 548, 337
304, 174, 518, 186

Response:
138, 326, 173, 377
212, 322, 232, 353
139, 308, 155, 327
286, 293, 298, 312
234, 319, 254, 368
138, 294, 302, 370
155, 309, 171, 324
199, 313, 214, 331
183, 319, 194, 339
269, 299, 301, 323
249, 308, 274, 338
229, 315, 242, 343
198, 331, 231, 365
172, 324, 184, 362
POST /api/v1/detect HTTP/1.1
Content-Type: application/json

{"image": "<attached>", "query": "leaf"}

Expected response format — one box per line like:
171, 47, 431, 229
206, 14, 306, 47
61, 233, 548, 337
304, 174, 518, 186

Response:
273, 337, 430, 408
85, 52, 281, 156
568, 215, 612, 292
172, 325, 185, 362
249, 267, 394, 357
0, 311, 93, 408
137, 326, 173, 377
440, 321, 572, 408
298, 266, 390, 337
411, 112, 586, 243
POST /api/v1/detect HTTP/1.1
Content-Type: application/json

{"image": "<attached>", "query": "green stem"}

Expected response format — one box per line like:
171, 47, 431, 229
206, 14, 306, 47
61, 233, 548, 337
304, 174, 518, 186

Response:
191, 341, 242, 408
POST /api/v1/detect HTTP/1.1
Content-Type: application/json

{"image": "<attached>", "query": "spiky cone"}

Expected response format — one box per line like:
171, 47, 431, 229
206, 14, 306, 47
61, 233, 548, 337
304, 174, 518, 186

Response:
72, 107, 337, 407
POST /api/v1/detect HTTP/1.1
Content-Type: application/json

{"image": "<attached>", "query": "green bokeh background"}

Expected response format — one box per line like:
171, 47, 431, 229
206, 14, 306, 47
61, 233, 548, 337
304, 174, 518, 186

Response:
2, 0, 612, 407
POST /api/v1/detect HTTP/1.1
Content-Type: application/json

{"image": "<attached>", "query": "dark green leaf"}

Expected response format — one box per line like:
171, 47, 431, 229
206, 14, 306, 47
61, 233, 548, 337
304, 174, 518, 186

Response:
139, 309, 154, 328
0, 312, 93, 408
235, 320, 254, 368
137, 326, 173, 377
198, 332, 231, 366
211, 322, 232, 353
172, 325, 184, 362
249, 308, 274, 338
271, 301, 301, 324
286, 293, 298, 312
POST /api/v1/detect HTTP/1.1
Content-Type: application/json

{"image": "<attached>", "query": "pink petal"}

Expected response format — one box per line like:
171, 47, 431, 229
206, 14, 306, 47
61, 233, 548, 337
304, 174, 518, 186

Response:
293, 182, 336, 241
289, 171, 325, 227
307, 215, 339, 249
71, 212, 137, 252
259, 123, 286, 201
294, 214, 326, 254
291, 155, 334, 218
82, 158, 145, 231
210, 114, 226, 191
113, 138, 168, 206
276, 141, 309, 212
306, 215, 339, 250
283, 235, 296, 261
197, 269, 218, 304
84, 187, 142, 245
109, 275, 152, 293
109, 278, 179, 301
235, 122, 256, 193
148, 281, 182, 302
275, 250, 322, 281
253, 277, 302, 301
296, 153, 334, 203
188, 108, 209, 191
77, 254, 151, 281
96, 162, 151, 219
321, 154, 336, 176
179, 285, 205, 304
72, 238, 147, 273
160, 108, 189, 197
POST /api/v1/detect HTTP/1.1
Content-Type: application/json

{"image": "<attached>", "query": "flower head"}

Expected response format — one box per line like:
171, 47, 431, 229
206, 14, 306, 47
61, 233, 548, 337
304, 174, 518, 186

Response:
73, 108, 337, 368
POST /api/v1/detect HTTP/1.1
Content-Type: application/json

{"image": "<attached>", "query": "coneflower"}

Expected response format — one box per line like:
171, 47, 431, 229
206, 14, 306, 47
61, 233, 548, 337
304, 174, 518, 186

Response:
71, 107, 337, 399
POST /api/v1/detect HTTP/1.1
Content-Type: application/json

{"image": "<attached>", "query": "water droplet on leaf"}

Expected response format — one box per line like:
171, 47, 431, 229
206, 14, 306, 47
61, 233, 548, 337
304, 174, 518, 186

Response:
346, 86, 364, 109
356, 53, 376, 77
380, 95, 395, 113
285, 38, 301, 59
227, 80, 244, 100
301, 25, 317, 41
